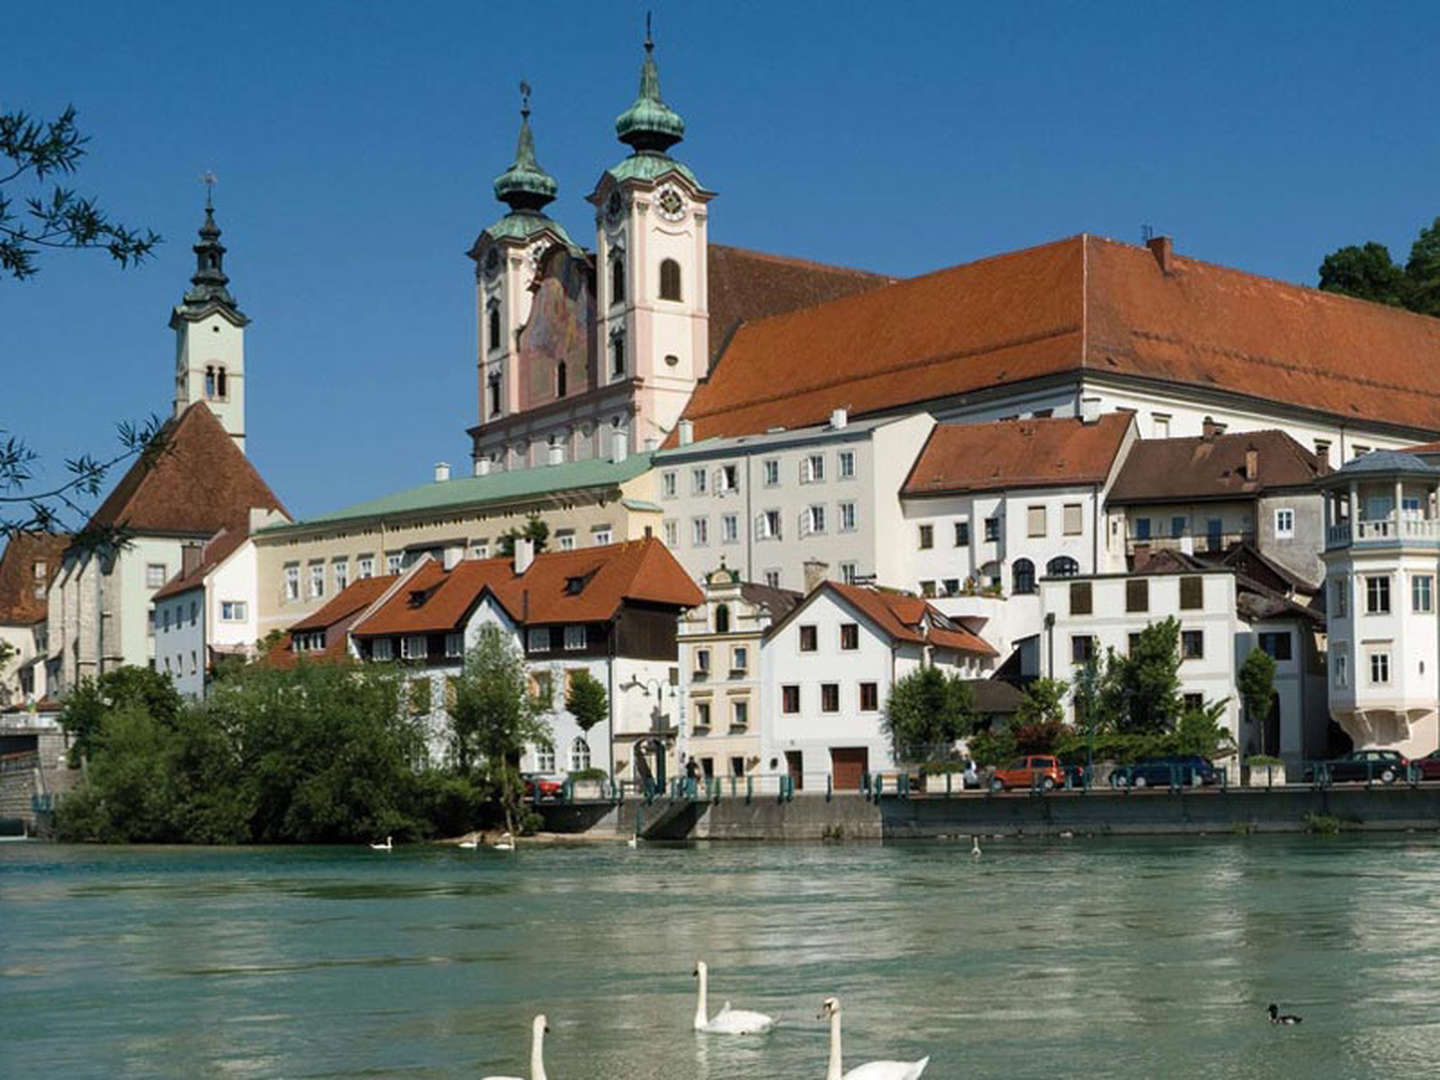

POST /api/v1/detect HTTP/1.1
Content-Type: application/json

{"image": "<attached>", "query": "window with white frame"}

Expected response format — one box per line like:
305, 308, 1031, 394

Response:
718, 464, 739, 492
146, 563, 168, 588
762, 459, 780, 486
556, 530, 576, 551
371, 637, 394, 661
387, 553, 403, 575
984, 517, 1000, 542
691, 517, 709, 546
1366, 575, 1391, 614
527, 628, 551, 652
838, 450, 855, 479
1414, 574, 1434, 613
1274, 508, 1295, 538
1369, 650, 1390, 685
401, 635, 427, 660
758, 509, 782, 540
1063, 503, 1083, 536
1027, 506, 1047, 538
662, 470, 677, 498
445, 632, 464, 658
721, 513, 738, 543
954, 521, 970, 547
839, 501, 856, 532
1333, 646, 1348, 688
840, 562, 858, 584
802, 454, 824, 483
284, 565, 300, 601
591, 526, 612, 546
691, 467, 708, 494
309, 563, 325, 599
663, 519, 679, 547
764, 569, 781, 588
220, 601, 246, 622
731, 699, 749, 730
694, 701, 711, 729
357, 555, 375, 578
564, 625, 586, 650
333, 559, 348, 593
804, 504, 826, 535
535, 745, 556, 773
731, 645, 748, 672
570, 737, 591, 772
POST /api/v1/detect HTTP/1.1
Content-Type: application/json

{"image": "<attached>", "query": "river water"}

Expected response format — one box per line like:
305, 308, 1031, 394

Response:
4, 835, 1440, 1078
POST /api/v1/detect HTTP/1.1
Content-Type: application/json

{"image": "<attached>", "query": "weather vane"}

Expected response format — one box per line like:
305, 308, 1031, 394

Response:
645, 10, 653, 47
200, 171, 217, 209
520, 80, 531, 116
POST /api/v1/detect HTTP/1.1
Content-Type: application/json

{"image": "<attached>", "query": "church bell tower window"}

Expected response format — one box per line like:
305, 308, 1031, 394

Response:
557, 362, 567, 398
659, 258, 682, 301
488, 304, 502, 353
611, 256, 626, 306
611, 331, 626, 377
488, 373, 502, 417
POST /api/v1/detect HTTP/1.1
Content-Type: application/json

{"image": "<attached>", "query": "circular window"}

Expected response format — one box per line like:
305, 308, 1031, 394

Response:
665, 354, 679, 367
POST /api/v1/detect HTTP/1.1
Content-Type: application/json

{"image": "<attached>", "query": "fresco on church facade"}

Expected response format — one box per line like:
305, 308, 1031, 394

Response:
518, 249, 595, 410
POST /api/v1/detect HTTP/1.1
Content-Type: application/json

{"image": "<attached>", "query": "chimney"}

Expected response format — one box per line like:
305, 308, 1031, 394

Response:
434, 461, 451, 483
803, 558, 829, 593
547, 444, 564, 467
1079, 396, 1101, 424
181, 542, 203, 578
513, 537, 535, 576
643, 437, 659, 452
1245, 447, 1259, 481
474, 457, 491, 477
830, 408, 848, 430
678, 419, 694, 446
1147, 234, 1174, 275
1202, 416, 1222, 440
610, 429, 628, 463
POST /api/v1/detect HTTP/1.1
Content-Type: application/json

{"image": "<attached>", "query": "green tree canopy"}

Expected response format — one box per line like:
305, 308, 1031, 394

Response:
565, 668, 609, 735
1102, 617, 1184, 734
882, 666, 977, 761
497, 515, 549, 557
61, 665, 183, 765
1317, 216, 1440, 317
1405, 217, 1440, 317
1237, 647, 1277, 754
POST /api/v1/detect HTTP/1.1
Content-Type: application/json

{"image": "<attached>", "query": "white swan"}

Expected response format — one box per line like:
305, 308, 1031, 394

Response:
369, 836, 392, 851
971, 835, 981, 858
493, 831, 515, 852
458, 834, 479, 850
627, 835, 638, 849
693, 960, 773, 1034
819, 997, 928, 1080
483, 1013, 549, 1080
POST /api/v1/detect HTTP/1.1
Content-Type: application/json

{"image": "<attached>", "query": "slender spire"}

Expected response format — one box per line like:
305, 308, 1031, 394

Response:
494, 80, 559, 213
179, 177, 239, 315
615, 14, 685, 153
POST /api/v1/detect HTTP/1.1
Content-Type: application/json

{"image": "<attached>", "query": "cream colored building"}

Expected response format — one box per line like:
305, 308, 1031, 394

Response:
253, 451, 662, 640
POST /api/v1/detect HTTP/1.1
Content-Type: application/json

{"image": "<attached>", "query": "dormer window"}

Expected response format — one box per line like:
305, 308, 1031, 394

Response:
564, 575, 586, 595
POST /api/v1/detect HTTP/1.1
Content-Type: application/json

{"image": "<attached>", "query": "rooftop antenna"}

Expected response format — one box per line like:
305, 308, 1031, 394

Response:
200, 170, 217, 210
1140, 224, 1154, 244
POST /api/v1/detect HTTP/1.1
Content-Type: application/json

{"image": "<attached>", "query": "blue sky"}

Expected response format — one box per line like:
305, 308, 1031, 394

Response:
7, 0, 1440, 524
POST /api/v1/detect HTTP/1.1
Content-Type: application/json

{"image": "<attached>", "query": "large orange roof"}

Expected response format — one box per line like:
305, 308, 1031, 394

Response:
352, 537, 703, 637
678, 235, 1440, 443
903, 413, 1133, 496
818, 582, 997, 657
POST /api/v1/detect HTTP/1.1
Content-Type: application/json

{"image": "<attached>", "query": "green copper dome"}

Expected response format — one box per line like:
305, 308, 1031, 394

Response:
493, 88, 558, 212
614, 28, 685, 153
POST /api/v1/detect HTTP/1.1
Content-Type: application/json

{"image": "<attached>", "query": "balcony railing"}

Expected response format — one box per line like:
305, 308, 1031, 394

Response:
1326, 516, 1440, 549
1126, 531, 1252, 556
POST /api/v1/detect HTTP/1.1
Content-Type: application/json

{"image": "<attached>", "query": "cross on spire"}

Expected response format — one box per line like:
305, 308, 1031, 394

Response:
200, 171, 217, 210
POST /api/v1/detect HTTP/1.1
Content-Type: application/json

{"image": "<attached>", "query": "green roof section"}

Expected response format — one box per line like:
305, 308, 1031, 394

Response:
493, 86, 559, 212
614, 25, 685, 153
606, 152, 701, 190
259, 452, 655, 535
482, 211, 578, 249
621, 497, 663, 512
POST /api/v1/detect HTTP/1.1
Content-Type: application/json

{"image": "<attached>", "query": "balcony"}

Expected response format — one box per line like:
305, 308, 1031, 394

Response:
1126, 531, 1253, 557
1325, 515, 1440, 550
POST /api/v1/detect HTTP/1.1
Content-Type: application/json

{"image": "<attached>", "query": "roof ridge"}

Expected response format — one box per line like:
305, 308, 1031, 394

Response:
710, 243, 892, 280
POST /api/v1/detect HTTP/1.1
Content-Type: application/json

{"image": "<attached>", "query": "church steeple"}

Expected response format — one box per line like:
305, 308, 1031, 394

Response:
493, 83, 559, 214
175, 179, 245, 323
614, 15, 686, 154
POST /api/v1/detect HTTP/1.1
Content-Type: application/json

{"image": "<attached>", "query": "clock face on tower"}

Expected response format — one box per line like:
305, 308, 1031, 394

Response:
656, 186, 685, 222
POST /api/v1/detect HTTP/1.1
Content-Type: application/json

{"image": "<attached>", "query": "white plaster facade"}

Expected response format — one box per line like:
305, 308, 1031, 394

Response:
173, 308, 246, 453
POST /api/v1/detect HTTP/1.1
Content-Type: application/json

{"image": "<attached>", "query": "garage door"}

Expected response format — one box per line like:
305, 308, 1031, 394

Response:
830, 747, 868, 791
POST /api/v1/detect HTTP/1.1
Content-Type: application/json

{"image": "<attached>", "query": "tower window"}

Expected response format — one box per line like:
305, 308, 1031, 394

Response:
611, 332, 625, 377
611, 256, 625, 305
204, 366, 216, 398
488, 304, 502, 352
488, 373, 502, 417
215, 366, 227, 399
659, 258, 682, 301
557, 363, 567, 398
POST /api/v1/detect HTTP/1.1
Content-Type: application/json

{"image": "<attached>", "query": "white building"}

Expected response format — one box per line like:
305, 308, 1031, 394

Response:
1319, 451, 1440, 759
758, 581, 996, 790
652, 410, 936, 591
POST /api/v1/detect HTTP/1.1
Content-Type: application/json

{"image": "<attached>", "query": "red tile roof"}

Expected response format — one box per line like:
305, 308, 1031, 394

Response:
351, 537, 703, 637
86, 403, 287, 535
0, 531, 70, 625
825, 582, 997, 657
902, 413, 1133, 496
151, 526, 249, 601
677, 234, 1440, 444
1108, 429, 1327, 504
265, 574, 401, 668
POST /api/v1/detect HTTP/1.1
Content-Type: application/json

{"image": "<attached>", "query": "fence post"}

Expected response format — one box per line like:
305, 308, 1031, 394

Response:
826, 773, 833, 802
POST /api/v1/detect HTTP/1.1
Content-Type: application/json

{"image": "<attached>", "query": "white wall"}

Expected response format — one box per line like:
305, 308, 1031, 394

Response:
154, 586, 206, 699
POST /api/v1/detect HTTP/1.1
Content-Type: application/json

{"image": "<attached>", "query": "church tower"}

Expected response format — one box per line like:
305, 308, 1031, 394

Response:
468, 86, 579, 455
587, 19, 715, 451
170, 188, 248, 453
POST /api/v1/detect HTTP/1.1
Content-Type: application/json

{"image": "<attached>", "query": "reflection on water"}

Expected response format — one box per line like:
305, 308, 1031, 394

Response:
4, 836, 1440, 1077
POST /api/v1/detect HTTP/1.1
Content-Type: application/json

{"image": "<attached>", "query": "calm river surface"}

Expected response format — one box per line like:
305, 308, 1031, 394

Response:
4, 836, 1440, 1078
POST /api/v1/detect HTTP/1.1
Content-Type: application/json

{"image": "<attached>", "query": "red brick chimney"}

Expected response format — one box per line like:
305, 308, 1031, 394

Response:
1147, 234, 1174, 275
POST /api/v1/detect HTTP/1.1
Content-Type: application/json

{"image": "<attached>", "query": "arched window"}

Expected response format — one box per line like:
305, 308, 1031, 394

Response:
556, 362, 567, 398
1046, 555, 1080, 577
204, 366, 216, 398
611, 331, 626, 377
1012, 558, 1036, 595
659, 258, 682, 301
715, 604, 730, 634
488, 373, 502, 417
611, 256, 625, 305
488, 305, 501, 352
570, 737, 591, 772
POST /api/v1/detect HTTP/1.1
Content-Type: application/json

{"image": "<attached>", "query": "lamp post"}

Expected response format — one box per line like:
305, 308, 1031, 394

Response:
624, 676, 675, 787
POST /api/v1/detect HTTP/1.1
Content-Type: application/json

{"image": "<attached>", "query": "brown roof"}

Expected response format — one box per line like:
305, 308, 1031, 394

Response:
1108, 429, 1327, 504
706, 244, 893, 369
265, 574, 401, 669
902, 413, 1133, 496
151, 526, 249, 601
352, 537, 703, 637
738, 581, 803, 620
799, 582, 997, 657
677, 234, 1440, 445
0, 531, 70, 625
86, 403, 287, 536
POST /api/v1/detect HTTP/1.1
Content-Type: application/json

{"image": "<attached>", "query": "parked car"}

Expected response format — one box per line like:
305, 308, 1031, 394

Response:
1111, 756, 1218, 789
523, 774, 565, 801
990, 755, 1065, 792
1415, 750, 1440, 781
1302, 749, 1409, 785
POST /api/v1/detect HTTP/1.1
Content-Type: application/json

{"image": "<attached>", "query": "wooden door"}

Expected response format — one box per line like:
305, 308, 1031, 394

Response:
830, 747, 868, 791
785, 750, 803, 791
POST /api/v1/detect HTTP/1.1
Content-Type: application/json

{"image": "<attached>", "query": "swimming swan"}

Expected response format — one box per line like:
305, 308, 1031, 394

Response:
458, 835, 479, 850
483, 1013, 549, 1080
971, 836, 981, 857
493, 832, 515, 852
819, 997, 928, 1080
369, 836, 392, 851
693, 960, 774, 1034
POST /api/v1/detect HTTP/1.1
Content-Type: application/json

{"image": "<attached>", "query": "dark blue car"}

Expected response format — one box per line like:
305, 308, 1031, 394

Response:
1111, 756, 1217, 789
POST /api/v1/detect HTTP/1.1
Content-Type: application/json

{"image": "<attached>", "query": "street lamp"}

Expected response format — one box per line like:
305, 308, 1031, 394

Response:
623, 676, 676, 787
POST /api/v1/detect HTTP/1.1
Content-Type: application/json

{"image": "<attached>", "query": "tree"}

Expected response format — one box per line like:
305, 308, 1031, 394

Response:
1317, 242, 1410, 308
1, 106, 159, 281
1012, 677, 1068, 754
1174, 697, 1236, 760
1105, 618, 1183, 734
449, 625, 553, 837
497, 514, 549, 557
1237, 648, 1277, 756
1405, 217, 1440, 317
882, 666, 976, 762
565, 669, 609, 736
61, 665, 183, 766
